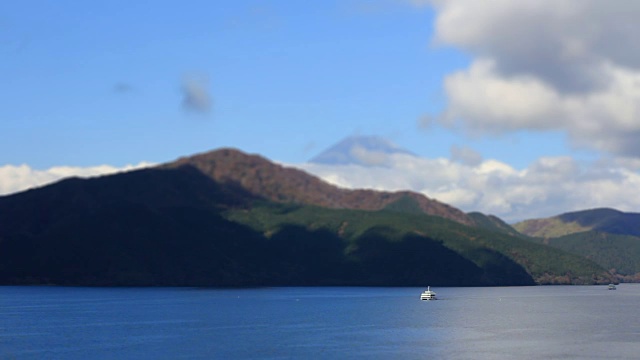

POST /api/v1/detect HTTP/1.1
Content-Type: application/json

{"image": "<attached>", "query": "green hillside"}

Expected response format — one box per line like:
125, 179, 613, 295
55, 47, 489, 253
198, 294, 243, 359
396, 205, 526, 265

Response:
529, 231, 640, 281
513, 208, 640, 282
0, 150, 617, 287
558, 208, 640, 236
468, 212, 527, 238
225, 204, 613, 285
513, 217, 591, 238
514, 208, 640, 238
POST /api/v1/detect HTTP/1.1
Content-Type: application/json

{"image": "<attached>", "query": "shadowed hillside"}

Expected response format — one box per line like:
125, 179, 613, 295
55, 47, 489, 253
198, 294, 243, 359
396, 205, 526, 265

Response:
0, 149, 615, 286
226, 204, 613, 285
527, 231, 640, 281
514, 208, 640, 283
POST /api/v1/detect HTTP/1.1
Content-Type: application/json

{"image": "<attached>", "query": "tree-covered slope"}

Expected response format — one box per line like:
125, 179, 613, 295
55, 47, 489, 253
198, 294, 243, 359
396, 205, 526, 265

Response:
513, 208, 640, 282
165, 148, 474, 225
225, 204, 613, 285
528, 231, 640, 281
0, 149, 615, 287
0, 165, 267, 286
514, 208, 640, 238
468, 212, 527, 238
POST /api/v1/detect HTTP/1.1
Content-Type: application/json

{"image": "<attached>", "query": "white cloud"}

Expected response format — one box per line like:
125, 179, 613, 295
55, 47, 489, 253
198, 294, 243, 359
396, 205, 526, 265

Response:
440, 59, 563, 133
0, 162, 154, 196
450, 144, 483, 166
3, 153, 638, 224
295, 150, 640, 222
430, 0, 640, 92
349, 145, 392, 166
424, 0, 640, 158
441, 59, 640, 157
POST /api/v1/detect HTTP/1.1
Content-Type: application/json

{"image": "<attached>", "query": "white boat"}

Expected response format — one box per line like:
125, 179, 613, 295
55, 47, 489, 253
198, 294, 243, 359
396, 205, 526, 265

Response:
420, 286, 437, 300
608, 283, 617, 290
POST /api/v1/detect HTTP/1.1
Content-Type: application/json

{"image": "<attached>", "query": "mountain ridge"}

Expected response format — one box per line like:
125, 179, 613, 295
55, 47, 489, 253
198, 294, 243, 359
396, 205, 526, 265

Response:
514, 208, 640, 238
0, 147, 616, 286
512, 208, 640, 282
165, 148, 474, 226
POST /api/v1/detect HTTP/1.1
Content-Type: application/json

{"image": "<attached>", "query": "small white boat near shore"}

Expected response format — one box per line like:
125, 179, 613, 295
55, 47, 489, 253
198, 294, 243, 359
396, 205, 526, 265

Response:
420, 286, 437, 300
608, 283, 617, 290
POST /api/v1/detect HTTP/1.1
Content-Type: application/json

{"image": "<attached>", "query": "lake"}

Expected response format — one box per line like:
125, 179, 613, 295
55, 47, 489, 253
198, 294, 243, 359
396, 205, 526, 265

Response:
2, 285, 640, 359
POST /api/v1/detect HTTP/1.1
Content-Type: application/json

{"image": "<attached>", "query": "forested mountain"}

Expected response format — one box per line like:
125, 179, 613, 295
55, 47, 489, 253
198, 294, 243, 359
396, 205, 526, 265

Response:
0, 148, 614, 286
513, 209, 640, 282
527, 231, 640, 282
166, 148, 473, 226
467, 212, 527, 238
514, 208, 640, 238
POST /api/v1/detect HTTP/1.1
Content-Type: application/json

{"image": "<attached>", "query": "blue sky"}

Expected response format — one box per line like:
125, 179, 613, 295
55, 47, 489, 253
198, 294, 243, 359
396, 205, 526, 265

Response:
2, 0, 565, 168
2, 1, 640, 221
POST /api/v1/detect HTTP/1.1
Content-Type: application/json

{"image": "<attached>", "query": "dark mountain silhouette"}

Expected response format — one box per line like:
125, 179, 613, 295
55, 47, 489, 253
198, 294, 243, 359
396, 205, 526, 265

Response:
0, 165, 268, 286
0, 148, 614, 286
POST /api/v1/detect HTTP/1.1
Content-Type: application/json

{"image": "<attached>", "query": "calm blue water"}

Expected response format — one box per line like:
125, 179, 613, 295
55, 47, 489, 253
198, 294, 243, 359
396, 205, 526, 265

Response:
2, 285, 640, 359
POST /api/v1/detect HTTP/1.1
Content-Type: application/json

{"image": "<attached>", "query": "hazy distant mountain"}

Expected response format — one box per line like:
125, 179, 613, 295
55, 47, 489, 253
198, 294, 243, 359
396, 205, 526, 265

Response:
309, 135, 415, 166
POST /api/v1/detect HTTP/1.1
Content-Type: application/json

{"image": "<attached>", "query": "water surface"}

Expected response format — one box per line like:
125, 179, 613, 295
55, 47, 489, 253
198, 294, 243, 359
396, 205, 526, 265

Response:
2, 285, 639, 359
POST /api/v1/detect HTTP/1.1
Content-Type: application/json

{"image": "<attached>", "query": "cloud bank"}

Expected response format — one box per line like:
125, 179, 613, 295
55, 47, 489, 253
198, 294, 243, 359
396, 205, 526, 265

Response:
426, 0, 640, 158
2, 152, 637, 223
296, 149, 640, 223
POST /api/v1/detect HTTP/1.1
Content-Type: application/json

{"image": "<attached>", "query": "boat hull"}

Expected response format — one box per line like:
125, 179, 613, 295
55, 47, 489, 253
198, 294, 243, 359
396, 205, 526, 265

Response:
420, 288, 437, 300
